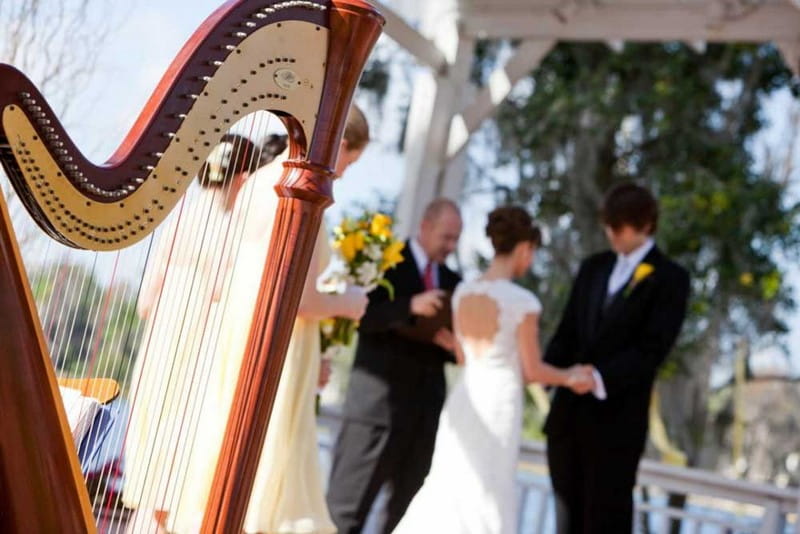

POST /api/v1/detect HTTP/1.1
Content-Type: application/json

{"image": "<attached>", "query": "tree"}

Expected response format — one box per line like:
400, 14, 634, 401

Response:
0, 0, 120, 244
30, 262, 142, 384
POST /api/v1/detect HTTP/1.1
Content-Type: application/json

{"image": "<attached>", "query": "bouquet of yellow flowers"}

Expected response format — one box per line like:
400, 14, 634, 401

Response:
320, 212, 405, 358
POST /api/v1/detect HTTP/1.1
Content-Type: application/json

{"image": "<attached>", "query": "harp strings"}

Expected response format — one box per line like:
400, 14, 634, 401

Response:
2, 109, 283, 529
114, 109, 279, 527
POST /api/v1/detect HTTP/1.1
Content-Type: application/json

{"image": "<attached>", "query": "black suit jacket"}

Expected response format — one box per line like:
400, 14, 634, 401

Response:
544, 246, 690, 449
342, 243, 461, 426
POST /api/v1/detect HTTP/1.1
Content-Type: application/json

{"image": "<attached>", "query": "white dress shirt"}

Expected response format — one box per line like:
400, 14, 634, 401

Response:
607, 237, 655, 296
409, 238, 438, 288
593, 237, 655, 401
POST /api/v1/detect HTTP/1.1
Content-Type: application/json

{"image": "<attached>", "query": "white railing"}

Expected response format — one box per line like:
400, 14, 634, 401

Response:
318, 409, 799, 534
516, 441, 798, 534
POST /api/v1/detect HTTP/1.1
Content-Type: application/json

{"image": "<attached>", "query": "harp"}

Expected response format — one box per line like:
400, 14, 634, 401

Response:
0, 1, 383, 532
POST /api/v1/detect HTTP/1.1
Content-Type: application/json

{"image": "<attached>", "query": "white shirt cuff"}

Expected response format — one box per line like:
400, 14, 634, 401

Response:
592, 369, 607, 400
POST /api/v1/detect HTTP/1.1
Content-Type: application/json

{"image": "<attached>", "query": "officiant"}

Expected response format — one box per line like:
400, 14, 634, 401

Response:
326, 198, 463, 534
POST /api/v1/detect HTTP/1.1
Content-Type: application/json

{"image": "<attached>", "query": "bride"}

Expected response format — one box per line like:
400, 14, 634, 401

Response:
393, 206, 593, 534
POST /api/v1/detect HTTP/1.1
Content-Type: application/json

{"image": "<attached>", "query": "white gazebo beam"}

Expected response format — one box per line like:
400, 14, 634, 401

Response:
446, 40, 554, 160
460, 5, 800, 42
687, 40, 708, 54
370, 0, 449, 73
395, 0, 476, 237
777, 40, 800, 77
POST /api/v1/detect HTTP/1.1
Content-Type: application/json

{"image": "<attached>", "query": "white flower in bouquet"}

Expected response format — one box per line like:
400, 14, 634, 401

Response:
365, 243, 383, 262
356, 261, 380, 288
321, 320, 335, 336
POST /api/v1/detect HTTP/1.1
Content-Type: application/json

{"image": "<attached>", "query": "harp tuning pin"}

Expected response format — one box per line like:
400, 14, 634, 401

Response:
43, 126, 55, 133
175, 113, 188, 120
263, 8, 276, 14
254, 13, 267, 19
65, 164, 78, 171
233, 31, 248, 38
46, 133, 59, 141
29, 105, 42, 112
56, 149, 68, 155
134, 178, 145, 184
126, 185, 136, 192
165, 132, 177, 138
224, 45, 236, 51
243, 21, 256, 28
186, 94, 199, 100
19, 92, 31, 99
54, 141, 64, 148
60, 155, 74, 163
23, 99, 36, 106
211, 60, 224, 67
151, 152, 164, 158
200, 76, 212, 82
142, 165, 155, 172
37, 118, 50, 126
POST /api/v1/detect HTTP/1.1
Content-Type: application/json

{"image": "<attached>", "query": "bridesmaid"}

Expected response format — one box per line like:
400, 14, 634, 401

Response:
122, 134, 258, 534
171, 105, 371, 534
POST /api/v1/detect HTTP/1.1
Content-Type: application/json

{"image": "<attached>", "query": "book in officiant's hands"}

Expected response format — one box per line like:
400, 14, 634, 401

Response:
396, 290, 454, 345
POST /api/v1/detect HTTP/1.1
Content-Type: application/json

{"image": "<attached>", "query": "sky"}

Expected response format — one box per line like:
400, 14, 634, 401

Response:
6, 0, 800, 377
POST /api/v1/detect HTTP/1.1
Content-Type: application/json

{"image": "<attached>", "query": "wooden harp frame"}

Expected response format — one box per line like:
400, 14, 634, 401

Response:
0, 1, 384, 532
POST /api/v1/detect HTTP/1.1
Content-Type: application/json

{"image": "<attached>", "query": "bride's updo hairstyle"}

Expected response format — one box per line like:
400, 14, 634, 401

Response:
486, 206, 542, 255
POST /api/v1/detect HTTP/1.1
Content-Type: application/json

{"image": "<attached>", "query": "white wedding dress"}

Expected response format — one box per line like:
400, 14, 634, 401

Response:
393, 279, 542, 534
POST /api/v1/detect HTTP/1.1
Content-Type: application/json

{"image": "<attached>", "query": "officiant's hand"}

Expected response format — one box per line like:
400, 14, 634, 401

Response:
432, 327, 456, 353
565, 365, 595, 394
411, 289, 446, 317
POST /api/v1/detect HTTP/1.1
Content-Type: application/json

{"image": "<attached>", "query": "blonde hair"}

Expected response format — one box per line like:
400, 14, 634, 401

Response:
343, 104, 369, 151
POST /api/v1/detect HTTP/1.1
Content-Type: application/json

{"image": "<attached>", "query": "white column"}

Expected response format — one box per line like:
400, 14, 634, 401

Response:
395, 0, 475, 238
777, 40, 800, 78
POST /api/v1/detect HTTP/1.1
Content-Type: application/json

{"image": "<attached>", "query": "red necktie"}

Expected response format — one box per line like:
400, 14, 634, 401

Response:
423, 262, 436, 290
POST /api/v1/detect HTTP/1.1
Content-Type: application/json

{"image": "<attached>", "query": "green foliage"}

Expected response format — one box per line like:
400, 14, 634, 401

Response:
489, 41, 799, 364
30, 263, 141, 385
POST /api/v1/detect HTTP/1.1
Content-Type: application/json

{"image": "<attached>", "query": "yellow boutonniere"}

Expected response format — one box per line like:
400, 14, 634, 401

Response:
624, 262, 654, 297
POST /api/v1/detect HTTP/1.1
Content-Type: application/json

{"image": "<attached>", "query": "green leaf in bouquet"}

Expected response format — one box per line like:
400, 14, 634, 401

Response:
377, 277, 396, 300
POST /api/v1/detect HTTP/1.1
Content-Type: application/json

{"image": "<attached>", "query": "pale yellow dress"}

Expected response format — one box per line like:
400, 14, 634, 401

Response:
123, 187, 234, 514
169, 158, 336, 534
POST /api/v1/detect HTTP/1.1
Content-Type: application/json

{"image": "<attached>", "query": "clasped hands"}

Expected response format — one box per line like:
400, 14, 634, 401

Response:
565, 364, 596, 395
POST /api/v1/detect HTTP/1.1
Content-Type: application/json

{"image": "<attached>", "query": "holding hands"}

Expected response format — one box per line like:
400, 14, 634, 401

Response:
565, 365, 595, 395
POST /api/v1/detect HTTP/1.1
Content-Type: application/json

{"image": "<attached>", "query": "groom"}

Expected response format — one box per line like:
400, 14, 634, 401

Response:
544, 183, 690, 533
327, 198, 462, 534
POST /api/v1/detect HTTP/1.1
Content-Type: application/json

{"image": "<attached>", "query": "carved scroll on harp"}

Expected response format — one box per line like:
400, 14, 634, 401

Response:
0, 1, 384, 533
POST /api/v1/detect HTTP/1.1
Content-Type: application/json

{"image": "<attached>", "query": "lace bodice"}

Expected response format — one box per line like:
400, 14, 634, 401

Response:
452, 279, 542, 369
